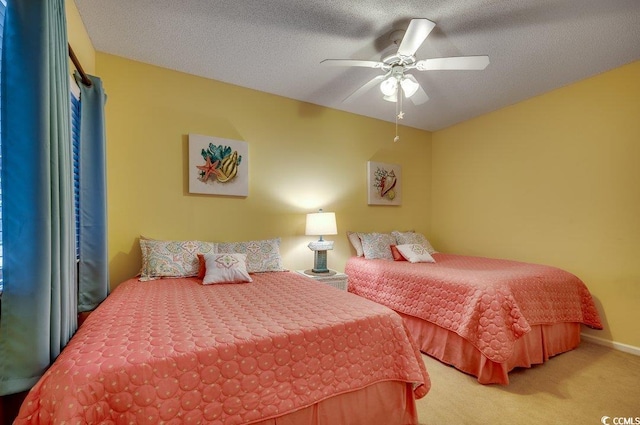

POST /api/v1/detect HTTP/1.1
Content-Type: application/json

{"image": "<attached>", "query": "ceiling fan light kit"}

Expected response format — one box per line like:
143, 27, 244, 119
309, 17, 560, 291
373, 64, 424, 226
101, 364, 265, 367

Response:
321, 18, 490, 140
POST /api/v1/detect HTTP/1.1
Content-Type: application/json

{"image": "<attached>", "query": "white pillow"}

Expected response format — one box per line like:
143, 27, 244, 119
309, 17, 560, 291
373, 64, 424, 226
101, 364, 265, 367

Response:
202, 253, 253, 284
346, 231, 364, 257
395, 244, 436, 263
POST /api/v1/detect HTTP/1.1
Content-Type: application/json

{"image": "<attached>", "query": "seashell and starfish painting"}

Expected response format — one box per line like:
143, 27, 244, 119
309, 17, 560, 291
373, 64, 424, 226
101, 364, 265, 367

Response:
367, 161, 402, 205
197, 144, 242, 184
188, 134, 249, 197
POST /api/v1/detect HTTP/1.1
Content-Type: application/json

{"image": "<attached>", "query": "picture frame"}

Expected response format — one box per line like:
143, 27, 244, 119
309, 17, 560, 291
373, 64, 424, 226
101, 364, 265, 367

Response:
188, 134, 249, 196
367, 161, 402, 206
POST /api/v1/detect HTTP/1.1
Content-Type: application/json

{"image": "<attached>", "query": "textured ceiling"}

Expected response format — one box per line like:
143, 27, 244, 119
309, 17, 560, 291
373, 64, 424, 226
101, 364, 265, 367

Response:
74, 0, 640, 131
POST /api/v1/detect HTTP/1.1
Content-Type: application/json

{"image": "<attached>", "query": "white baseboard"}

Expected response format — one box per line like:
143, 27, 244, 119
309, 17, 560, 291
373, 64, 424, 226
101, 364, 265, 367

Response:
581, 333, 640, 356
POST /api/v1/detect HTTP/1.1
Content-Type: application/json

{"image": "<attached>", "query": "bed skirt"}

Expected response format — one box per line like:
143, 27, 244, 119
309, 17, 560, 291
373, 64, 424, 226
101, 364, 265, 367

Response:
251, 380, 418, 425
398, 312, 581, 385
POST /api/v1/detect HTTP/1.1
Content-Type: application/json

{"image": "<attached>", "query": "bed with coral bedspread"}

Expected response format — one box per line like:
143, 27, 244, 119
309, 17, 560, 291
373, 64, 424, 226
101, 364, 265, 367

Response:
346, 254, 602, 385
15, 271, 430, 424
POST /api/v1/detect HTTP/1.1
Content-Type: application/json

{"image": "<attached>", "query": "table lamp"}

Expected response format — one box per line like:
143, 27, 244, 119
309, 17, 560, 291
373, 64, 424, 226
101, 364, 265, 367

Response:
304, 209, 337, 276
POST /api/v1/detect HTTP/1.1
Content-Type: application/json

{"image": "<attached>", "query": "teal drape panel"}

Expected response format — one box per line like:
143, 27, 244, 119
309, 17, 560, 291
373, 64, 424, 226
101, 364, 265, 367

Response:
0, 0, 77, 395
75, 72, 109, 312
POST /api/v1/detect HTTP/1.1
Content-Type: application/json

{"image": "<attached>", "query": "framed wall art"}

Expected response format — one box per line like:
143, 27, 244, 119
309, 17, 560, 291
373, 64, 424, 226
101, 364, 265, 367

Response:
367, 161, 402, 206
188, 134, 249, 196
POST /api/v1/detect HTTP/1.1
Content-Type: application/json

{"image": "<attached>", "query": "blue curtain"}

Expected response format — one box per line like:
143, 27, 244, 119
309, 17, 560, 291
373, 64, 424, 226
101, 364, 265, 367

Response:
0, 0, 77, 395
75, 72, 109, 312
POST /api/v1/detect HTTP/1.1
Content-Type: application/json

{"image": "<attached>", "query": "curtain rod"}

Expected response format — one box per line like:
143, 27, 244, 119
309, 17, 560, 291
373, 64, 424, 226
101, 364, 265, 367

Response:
68, 44, 92, 87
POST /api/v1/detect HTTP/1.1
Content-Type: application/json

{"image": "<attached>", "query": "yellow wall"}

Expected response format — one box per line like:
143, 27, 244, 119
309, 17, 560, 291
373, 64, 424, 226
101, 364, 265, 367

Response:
66, 0, 95, 75
96, 53, 432, 287
432, 61, 640, 348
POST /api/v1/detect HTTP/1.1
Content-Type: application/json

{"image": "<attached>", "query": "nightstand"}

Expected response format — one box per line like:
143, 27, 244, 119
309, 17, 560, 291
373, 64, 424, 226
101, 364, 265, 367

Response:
296, 270, 348, 291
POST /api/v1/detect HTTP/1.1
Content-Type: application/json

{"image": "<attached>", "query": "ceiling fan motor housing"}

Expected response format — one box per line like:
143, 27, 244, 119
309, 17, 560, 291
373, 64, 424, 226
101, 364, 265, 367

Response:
390, 65, 405, 78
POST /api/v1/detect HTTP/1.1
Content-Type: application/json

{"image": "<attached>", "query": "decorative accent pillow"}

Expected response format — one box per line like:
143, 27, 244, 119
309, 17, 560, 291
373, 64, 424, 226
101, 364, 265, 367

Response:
139, 238, 217, 281
395, 244, 436, 263
202, 253, 252, 284
392, 231, 437, 254
360, 232, 395, 260
390, 245, 407, 261
346, 231, 364, 257
197, 254, 207, 279
217, 237, 284, 273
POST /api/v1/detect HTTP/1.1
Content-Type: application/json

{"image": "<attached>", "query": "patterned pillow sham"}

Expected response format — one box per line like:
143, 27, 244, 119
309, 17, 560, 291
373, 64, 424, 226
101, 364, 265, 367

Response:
217, 237, 285, 273
360, 232, 395, 260
202, 253, 253, 284
395, 243, 436, 263
139, 238, 217, 281
392, 231, 437, 254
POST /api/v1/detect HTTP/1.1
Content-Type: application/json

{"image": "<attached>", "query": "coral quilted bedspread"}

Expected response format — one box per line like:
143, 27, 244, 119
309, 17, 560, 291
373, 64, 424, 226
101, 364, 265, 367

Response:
16, 272, 429, 424
346, 254, 602, 363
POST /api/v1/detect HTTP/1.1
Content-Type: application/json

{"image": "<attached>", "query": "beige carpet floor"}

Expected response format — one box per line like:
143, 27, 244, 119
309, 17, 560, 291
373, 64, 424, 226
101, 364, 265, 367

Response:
415, 341, 640, 425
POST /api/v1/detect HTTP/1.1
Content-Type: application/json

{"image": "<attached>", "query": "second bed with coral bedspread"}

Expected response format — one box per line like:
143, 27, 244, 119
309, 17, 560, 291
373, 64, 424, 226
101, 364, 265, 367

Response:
346, 254, 602, 384
16, 272, 430, 424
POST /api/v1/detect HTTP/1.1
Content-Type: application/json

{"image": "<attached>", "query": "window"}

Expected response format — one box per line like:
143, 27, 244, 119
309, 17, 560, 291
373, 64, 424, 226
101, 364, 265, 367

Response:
0, 0, 7, 294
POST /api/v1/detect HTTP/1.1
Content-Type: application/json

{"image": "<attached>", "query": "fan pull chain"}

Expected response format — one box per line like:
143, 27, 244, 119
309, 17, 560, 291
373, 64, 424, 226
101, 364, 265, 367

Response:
394, 87, 404, 142
394, 100, 399, 142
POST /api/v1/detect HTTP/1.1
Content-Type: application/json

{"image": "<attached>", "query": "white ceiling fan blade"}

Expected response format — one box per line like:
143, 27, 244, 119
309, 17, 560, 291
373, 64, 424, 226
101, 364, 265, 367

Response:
321, 59, 385, 69
403, 74, 429, 105
397, 19, 436, 57
409, 85, 429, 105
415, 55, 490, 71
343, 75, 386, 103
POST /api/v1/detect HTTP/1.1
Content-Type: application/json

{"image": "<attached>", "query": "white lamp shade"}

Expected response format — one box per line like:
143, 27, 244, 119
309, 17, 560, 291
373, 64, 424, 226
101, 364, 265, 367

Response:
305, 211, 337, 236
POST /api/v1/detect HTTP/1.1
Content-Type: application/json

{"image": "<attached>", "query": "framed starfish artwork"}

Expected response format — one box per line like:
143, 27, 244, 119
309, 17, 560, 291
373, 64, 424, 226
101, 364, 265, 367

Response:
367, 161, 402, 206
188, 134, 249, 196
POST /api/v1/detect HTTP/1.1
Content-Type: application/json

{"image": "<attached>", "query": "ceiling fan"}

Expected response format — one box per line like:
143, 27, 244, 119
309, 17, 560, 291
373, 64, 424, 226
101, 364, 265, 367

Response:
321, 18, 490, 105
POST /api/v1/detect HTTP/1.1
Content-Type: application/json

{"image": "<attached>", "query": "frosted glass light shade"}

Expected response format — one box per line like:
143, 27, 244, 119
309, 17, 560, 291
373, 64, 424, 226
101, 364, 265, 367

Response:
305, 211, 337, 236
383, 94, 398, 102
379, 76, 398, 96
400, 77, 419, 98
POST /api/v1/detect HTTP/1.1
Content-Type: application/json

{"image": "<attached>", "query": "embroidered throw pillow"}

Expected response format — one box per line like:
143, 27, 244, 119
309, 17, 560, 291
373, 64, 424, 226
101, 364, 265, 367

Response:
395, 244, 436, 263
202, 253, 252, 284
139, 238, 217, 281
392, 231, 437, 254
360, 232, 395, 260
217, 237, 285, 273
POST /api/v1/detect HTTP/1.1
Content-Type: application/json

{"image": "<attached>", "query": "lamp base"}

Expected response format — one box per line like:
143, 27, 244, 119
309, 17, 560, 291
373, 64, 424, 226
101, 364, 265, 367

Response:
308, 240, 334, 251
307, 240, 335, 275
311, 249, 330, 274
303, 269, 337, 277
